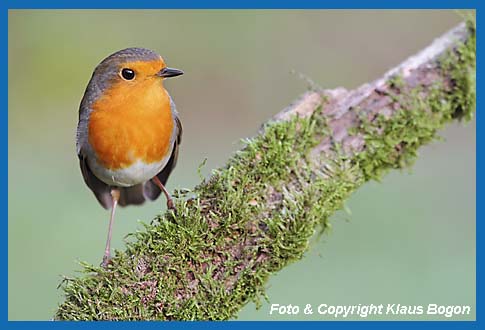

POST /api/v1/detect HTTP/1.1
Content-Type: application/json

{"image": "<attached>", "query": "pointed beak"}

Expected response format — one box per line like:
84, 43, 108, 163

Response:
157, 67, 184, 78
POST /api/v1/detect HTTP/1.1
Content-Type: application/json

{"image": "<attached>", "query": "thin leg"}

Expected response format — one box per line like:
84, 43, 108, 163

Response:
152, 176, 175, 210
101, 189, 120, 268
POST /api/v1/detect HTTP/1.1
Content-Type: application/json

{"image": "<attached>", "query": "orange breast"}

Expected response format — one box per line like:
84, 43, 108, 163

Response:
88, 78, 174, 170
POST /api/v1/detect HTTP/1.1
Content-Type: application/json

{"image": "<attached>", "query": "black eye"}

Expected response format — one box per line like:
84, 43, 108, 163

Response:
121, 68, 135, 80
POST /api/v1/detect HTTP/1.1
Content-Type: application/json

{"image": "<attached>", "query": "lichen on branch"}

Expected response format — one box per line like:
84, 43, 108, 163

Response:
55, 20, 475, 320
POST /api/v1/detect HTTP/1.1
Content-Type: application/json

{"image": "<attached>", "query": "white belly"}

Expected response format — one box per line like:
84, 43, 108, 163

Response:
88, 155, 170, 187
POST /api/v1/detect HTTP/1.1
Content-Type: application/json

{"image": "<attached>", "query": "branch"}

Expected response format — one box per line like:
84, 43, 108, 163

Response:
55, 21, 475, 320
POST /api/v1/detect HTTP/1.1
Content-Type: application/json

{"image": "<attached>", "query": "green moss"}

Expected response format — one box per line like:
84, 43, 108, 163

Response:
354, 20, 475, 181
58, 110, 347, 320
55, 20, 475, 321
444, 19, 476, 121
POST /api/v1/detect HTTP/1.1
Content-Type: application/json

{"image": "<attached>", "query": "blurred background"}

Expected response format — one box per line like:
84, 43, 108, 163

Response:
8, 10, 475, 320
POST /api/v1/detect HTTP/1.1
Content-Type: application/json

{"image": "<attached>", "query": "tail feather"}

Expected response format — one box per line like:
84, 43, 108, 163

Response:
79, 156, 112, 209
118, 184, 146, 207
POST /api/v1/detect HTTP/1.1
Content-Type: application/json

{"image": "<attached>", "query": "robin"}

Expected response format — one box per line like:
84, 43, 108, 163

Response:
76, 47, 183, 267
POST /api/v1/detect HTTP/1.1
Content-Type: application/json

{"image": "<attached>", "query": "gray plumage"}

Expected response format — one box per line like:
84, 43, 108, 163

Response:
76, 47, 182, 209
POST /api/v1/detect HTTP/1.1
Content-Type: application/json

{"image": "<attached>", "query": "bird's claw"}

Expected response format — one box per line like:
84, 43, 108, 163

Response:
100, 255, 112, 268
166, 198, 176, 210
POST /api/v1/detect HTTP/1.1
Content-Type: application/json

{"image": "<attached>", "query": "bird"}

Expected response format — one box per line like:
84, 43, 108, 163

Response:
76, 47, 183, 267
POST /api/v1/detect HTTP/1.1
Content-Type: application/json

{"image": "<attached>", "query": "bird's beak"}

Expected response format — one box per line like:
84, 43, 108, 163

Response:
157, 67, 184, 78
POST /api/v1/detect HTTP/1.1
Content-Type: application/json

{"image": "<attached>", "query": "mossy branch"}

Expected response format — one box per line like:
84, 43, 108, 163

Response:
55, 21, 475, 320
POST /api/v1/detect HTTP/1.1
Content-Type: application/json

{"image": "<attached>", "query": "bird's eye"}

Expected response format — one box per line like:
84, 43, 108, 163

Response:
120, 68, 135, 80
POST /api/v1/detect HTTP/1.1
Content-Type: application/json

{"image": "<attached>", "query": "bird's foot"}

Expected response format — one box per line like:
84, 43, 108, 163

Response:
100, 255, 112, 268
167, 198, 176, 211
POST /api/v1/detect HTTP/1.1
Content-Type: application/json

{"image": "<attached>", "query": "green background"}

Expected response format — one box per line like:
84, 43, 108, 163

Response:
8, 10, 475, 320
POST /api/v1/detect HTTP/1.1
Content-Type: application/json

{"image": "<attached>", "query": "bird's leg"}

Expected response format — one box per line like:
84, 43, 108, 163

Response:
152, 176, 175, 210
101, 188, 120, 268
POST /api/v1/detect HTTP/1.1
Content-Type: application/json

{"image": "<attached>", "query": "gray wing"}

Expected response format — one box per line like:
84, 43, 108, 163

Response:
143, 115, 182, 201
78, 116, 182, 209
77, 66, 154, 209
77, 109, 147, 209
77, 88, 115, 210
78, 151, 147, 209
78, 152, 113, 209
